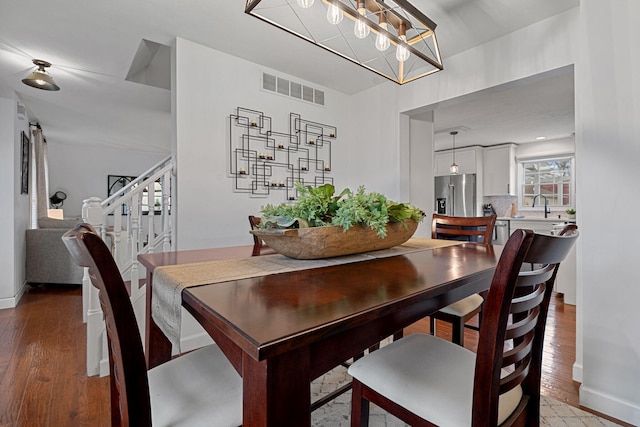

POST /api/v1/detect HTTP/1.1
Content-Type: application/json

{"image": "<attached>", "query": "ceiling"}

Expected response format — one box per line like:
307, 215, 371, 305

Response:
0, 0, 578, 153
429, 65, 575, 150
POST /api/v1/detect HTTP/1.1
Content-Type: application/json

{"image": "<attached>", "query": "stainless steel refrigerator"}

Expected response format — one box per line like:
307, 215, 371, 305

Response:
434, 174, 477, 217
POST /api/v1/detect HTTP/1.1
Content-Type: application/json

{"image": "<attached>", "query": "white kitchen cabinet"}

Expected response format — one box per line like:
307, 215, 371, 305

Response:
508, 219, 576, 305
434, 146, 481, 176
483, 143, 517, 195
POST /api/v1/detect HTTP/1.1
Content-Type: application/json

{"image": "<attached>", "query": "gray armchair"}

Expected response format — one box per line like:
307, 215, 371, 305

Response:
26, 218, 84, 285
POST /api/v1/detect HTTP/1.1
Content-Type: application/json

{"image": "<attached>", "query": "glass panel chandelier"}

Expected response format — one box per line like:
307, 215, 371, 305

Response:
245, 0, 443, 85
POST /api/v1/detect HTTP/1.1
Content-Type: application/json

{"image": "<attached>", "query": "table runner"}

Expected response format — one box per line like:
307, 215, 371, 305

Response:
152, 238, 461, 350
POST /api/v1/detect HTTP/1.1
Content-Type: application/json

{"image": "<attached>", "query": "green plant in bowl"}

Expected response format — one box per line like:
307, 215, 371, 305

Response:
566, 209, 576, 215
260, 183, 424, 238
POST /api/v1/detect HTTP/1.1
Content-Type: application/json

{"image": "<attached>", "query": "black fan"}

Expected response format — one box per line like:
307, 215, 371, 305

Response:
49, 191, 67, 208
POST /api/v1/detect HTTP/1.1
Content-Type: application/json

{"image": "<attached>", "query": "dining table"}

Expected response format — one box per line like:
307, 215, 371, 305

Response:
138, 240, 500, 427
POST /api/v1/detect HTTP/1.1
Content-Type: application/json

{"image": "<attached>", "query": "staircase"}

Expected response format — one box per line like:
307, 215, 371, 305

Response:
81, 155, 174, 376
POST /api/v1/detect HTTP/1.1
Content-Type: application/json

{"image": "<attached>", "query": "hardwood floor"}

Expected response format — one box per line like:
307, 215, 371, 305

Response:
0, 285, 630, 426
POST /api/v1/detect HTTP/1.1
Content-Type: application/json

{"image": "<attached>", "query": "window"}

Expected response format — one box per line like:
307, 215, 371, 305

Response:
519, 157, 574, 209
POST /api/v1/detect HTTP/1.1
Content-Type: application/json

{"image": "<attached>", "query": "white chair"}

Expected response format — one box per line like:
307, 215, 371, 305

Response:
63, 224, 242, 427
349, 227, 578, 426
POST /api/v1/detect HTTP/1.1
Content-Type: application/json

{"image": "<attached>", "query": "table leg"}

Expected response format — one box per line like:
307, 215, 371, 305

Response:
242, 347, 311, 426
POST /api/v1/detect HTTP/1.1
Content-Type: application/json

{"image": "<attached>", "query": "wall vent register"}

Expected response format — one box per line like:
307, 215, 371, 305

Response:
262, 72, 325, 106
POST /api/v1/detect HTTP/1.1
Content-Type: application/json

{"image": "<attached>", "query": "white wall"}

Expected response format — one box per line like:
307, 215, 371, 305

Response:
0, 95, 30, 308
397, 8, 578, 117
407, 116, 434, 238
173, 37, 355, 250
47, 142, 167, 218
576, 1, 640, 424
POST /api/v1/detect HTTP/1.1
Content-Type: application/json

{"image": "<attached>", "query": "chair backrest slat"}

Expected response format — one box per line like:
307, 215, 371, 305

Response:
431, 213, 497, 244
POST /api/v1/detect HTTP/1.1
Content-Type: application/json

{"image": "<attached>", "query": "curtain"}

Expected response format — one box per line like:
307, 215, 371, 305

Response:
31, 128, 50, 225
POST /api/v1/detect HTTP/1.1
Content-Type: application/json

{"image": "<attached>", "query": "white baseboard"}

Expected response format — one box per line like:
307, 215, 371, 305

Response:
572, 361, 583, 383
0, 281, 27, 309
580, 384, 640, 426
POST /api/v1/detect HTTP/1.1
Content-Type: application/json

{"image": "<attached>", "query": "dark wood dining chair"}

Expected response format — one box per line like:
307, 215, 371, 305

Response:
62, 224, 242, 427
248, 215, 261, 244
429, 213, 497, 346
249, 215, 266, 256
348, 227, 578, 427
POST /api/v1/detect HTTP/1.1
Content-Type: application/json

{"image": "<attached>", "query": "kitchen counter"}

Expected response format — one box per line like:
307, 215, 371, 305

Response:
499, 216, 575, 222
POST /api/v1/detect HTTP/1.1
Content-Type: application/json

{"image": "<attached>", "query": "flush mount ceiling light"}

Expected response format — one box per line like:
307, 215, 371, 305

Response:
22, 59, 60, 91
245, 0, 443, 85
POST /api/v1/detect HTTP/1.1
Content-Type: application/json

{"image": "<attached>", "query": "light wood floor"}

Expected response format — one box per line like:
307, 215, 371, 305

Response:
0, 285, 630, 426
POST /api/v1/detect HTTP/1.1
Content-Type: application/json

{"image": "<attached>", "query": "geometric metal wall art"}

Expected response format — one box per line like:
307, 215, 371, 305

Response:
229, 107, 336, 201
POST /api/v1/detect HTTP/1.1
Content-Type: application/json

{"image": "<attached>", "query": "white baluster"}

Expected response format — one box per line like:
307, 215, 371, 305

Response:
162, 171, 171, 252
81, 197, 107, 376
148, 182, 156, 253
129, 193, 140, 289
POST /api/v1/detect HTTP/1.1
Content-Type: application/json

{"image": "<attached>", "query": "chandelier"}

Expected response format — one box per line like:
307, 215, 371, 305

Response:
245, 0, 443, 85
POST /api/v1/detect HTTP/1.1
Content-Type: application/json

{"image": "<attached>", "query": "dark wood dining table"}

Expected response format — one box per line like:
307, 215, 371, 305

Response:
139, 242, 500, 427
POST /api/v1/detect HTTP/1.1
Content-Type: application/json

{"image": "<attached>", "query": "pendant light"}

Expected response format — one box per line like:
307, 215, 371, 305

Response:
246, 0, 443, 85
22, 59, 60, 91
450, 131, 459, 174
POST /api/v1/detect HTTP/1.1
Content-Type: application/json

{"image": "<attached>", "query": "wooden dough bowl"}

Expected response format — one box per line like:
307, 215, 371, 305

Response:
250, 219, 418, 259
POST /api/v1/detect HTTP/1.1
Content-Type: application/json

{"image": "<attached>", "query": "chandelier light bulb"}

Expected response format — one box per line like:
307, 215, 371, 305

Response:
396, 35, 410, 61
296, 0, 314, 8
395, 23, 410, 62
375, 21, 390, 51
326, 3, 343, 25
354, 5, 370, 39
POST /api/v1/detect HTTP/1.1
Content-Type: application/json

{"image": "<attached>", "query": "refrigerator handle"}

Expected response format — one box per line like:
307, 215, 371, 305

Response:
448, 183, 454, 216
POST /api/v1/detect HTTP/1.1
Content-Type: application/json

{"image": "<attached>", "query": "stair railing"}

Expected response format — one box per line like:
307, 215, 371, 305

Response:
81, 155, 174, 376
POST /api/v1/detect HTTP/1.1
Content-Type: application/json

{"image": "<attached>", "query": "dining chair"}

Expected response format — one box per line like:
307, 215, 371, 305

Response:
429, 213, 497, 346
248, 215, 261, 243
62, 224, 242, 427
348, 227, 578, 427
249, 215, 266, 256
559, 223, 577, 236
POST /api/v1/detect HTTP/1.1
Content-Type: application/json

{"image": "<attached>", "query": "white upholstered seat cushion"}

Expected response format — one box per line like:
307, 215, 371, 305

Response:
148, 344, 242, 427
439, 293, 484, 317
348, 334, 522, 427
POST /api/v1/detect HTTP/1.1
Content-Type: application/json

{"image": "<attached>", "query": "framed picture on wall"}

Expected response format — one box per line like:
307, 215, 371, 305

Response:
107, 175, 166, 215
20, 131, 29, 194
107, 175, 136, 215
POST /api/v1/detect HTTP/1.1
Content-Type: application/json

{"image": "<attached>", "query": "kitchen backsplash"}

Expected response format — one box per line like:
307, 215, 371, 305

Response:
485, 196, 517, 217
484, 195, 572, 220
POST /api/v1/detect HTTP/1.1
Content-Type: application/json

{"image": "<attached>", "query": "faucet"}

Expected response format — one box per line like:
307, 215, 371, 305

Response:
532, 194, 550, 218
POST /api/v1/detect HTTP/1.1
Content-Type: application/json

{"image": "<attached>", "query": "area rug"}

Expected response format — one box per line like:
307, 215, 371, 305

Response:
310, 365, 621, 426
